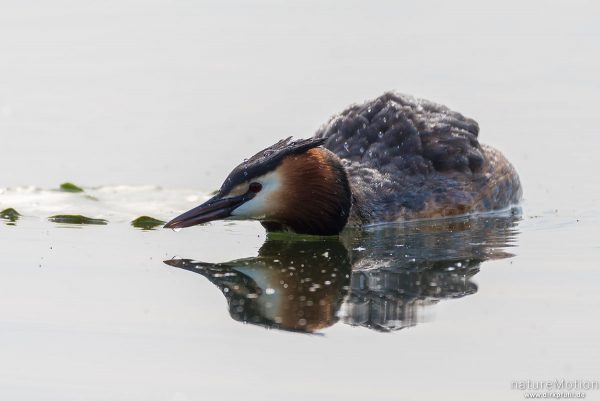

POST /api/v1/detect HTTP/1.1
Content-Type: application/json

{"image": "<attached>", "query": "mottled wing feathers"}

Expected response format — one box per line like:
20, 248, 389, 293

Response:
315, 92, 484, 176
220, 137, 326, 194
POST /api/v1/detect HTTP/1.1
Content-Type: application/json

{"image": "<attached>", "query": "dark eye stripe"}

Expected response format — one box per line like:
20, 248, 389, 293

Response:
249, 182, 262, 193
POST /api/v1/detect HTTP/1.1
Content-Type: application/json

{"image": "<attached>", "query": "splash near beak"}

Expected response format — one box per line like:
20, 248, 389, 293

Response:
164, 193, 253, 229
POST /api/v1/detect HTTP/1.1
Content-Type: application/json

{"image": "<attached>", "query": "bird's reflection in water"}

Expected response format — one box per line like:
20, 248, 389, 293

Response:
166, 239, 350, 332
164, 215, 520, 333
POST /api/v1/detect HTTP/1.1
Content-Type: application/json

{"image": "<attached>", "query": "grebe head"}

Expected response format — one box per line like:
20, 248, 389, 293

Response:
164, 137, 352, 235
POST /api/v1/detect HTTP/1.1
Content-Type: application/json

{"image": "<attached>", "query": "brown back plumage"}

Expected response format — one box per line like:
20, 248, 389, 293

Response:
314, 92, 522, 223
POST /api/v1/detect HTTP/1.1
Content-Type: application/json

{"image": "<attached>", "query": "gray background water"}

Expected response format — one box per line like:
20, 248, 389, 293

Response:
1, 1, 599, 400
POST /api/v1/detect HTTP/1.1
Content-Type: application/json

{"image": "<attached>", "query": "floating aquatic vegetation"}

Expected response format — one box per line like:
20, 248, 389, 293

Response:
48, 214, 108, 225
131, 216, 165, 230
59, 182, 84, 193
0, 208, 20, 224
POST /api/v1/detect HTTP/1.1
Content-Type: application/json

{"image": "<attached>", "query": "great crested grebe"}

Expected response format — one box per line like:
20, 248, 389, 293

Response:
164, 92, 522, 235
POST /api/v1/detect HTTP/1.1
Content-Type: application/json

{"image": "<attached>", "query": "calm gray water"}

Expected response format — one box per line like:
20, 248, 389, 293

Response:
1, 1, 599, 400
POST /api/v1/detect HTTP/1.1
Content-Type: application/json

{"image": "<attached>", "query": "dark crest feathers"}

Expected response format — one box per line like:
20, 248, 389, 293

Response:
220, 137, 326, 194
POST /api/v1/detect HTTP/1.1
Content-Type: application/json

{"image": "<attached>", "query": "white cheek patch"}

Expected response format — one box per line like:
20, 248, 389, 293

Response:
222, 183, 248, 198
230, 171, 282, 220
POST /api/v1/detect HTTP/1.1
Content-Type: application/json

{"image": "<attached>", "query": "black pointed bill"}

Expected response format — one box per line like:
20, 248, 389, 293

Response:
164, 193, 254, 229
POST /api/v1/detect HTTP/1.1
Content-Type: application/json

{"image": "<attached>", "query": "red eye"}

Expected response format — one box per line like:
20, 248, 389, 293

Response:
249, 182, 262, 193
